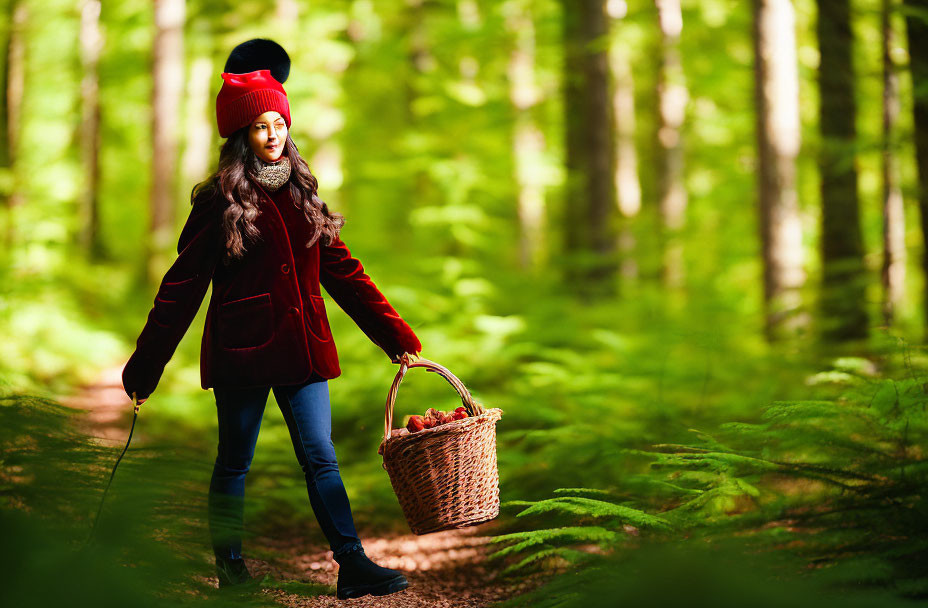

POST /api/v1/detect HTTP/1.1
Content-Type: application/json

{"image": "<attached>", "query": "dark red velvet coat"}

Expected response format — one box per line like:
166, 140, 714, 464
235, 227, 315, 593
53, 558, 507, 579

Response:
121, 178, 422, 400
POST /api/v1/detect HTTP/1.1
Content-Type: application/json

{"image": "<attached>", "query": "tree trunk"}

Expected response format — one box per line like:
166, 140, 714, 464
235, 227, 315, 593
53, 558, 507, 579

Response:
609, 2, 641, 281
655, 0, 688, 288
507, 1, 547, 272
180, 53, 214, 191
816, 0, 868, 342
1, 0, 26, 252
79, 0, 104, 260
148, 0, 185, 285
882, 0, 905, 326
560, 0, 618, 297
752, 0, 806, 341
904, 0, 928, 339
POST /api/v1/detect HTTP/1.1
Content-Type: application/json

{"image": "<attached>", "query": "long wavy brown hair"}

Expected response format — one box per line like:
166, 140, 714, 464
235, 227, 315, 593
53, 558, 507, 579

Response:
191, 128, 345, 265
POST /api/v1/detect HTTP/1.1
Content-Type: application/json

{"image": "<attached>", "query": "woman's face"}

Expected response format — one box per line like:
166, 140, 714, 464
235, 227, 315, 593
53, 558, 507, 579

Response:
248, 111, 288, 163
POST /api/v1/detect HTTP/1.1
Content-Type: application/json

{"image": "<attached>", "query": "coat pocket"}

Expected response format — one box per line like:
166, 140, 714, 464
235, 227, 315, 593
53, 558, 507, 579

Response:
151, 295, 178, 328
150, 276, 198, 328
305, 294, 333, 342
218, 292, 274, 350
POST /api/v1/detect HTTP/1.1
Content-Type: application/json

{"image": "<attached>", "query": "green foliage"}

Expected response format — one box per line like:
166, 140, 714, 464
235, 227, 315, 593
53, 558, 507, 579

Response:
490, 345, 928, 603
490, 525, 621, 555
0, 1, 926, 606
487, 491, 672, 576
0, 392, 280, 607
511, 495, 673, 531
488, 537, 917, 608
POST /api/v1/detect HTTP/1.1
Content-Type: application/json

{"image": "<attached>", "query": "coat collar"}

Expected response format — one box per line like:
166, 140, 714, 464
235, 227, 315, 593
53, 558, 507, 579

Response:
251, 179, 298, 261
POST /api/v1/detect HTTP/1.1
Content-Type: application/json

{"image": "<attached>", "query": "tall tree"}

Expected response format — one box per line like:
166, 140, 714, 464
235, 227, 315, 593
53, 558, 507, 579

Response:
506, 0, 547, 272
148, 0, 185, 285
654, 0, 688, 288
816, 0, 868, 342
180, 51, 214, 193
905, 0, 928, 338
560, 0, 618, 296
608, 1, 642, 280
79, 0, 104, 260
1, 0, 26, 251
752, 0, 806, 340
882, 0, 905, 326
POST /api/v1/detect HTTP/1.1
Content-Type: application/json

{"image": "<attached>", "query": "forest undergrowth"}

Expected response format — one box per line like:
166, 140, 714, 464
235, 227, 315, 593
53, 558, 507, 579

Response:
485, 338, 928, 607
2, 260, 927, 606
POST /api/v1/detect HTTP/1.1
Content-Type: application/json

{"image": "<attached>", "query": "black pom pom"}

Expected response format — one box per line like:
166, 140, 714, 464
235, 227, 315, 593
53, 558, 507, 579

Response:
224, 38, 290, 84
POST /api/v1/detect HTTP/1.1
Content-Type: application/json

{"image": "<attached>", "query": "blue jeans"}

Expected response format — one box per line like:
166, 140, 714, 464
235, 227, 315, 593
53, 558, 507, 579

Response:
208, 374, 363, 561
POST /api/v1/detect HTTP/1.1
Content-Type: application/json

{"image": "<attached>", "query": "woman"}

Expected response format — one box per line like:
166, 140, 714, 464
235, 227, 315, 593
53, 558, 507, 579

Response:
121, 39, 420, 599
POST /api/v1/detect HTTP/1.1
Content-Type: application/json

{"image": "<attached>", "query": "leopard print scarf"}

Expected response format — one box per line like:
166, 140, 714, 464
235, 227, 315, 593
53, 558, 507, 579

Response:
253, 154, 291, 192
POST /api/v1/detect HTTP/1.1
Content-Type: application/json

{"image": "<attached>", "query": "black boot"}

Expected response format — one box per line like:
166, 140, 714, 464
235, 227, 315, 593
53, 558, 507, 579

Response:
215, 555, 254, 589
333, 544, 409, 600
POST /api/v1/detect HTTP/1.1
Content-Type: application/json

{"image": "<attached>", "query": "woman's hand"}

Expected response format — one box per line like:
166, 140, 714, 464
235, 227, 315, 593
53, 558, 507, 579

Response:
393, 351, 421, 365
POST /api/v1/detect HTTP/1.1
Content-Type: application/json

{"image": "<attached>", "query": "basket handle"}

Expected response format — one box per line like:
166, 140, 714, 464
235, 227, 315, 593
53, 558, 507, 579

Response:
383, 355, 486, 445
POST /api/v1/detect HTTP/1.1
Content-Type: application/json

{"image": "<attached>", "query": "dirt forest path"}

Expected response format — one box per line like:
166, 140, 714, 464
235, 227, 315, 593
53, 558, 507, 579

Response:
57, 363, 548, 607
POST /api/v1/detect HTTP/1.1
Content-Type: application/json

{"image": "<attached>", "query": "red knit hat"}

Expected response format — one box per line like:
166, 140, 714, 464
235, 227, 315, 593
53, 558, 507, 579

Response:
216, 69, 291, 138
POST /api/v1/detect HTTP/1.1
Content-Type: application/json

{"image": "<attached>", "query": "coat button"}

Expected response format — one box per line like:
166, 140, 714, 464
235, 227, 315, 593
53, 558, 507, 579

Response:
281, 263, 290, 274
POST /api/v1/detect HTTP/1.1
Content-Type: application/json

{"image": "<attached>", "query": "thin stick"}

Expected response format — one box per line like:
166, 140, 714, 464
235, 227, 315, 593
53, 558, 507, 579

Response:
83, 392, 141, 549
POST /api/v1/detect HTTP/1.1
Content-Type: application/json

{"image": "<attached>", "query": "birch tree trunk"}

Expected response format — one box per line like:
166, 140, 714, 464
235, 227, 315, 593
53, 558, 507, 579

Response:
148, 0, 185, 285
79, 0, 104, 259
881, 0, 905, 326
752, 0, 806, 340
1, 0, 26, 251
506, 0, 547, 272
609, 1, 642, 281
904, 0, 928, 338
655, 0, 688, 288
180, 53, 213, 192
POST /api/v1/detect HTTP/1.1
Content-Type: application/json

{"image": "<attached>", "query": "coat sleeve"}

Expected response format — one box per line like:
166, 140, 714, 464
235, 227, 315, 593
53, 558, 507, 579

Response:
319, 234, 422, 362
122, 194, 223, 400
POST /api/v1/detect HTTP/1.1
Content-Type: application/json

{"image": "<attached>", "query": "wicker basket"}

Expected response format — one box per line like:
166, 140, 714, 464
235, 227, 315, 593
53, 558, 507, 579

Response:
377, 357, 504, 535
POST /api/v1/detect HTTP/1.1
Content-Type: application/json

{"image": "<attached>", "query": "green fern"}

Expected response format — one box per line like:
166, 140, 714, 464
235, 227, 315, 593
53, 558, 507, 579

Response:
551, 487, 625, 500
498, 546, 599, 576
492, 354, 928, 600
513, 496, 673, 531
487, 525, 622, 563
